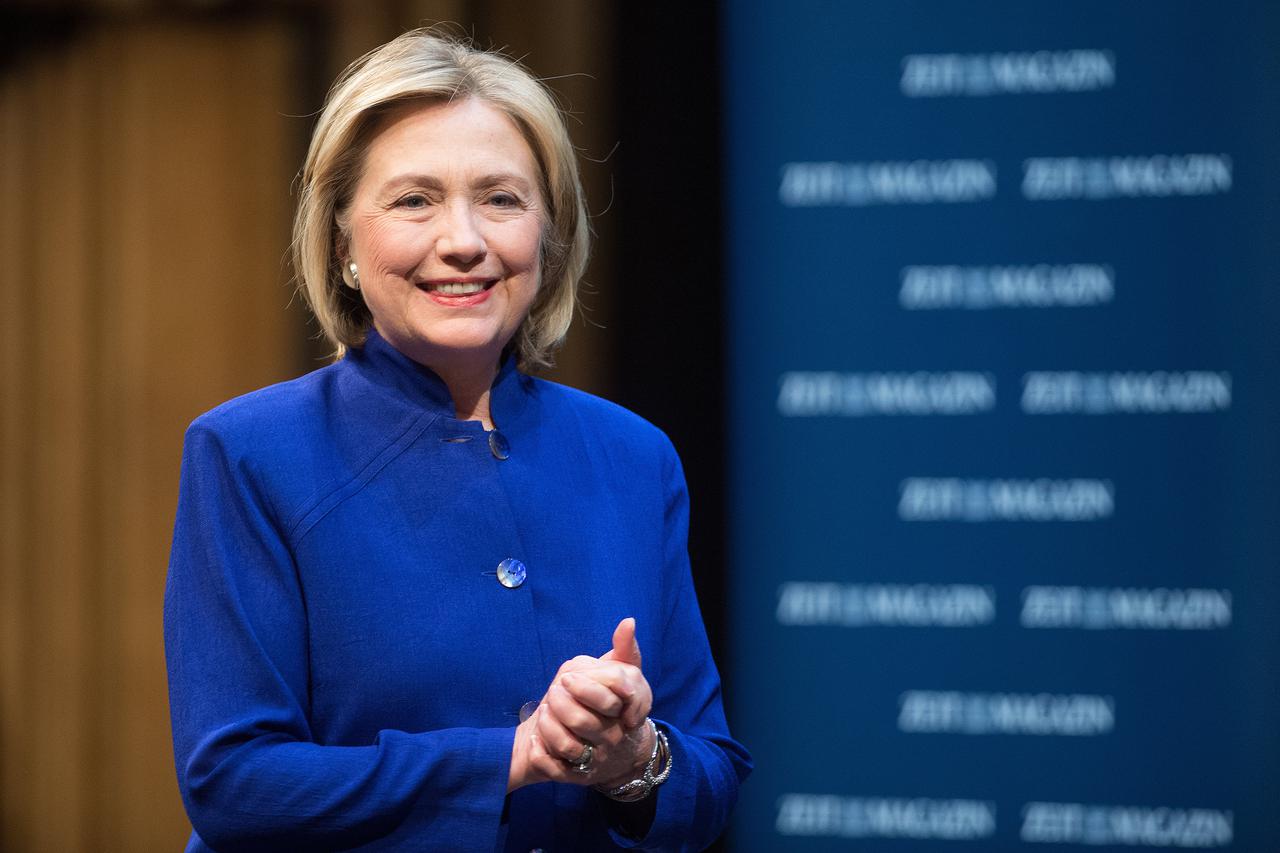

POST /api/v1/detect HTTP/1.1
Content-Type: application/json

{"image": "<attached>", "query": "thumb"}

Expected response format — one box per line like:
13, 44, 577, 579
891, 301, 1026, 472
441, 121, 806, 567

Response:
601, 617, 642, 668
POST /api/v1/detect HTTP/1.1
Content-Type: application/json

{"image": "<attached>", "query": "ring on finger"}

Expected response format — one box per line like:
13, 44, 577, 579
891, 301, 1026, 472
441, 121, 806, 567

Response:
567, 741, 594, 774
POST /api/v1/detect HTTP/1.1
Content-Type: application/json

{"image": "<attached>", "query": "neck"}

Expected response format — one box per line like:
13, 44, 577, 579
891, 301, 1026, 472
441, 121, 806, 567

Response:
433, 357, 500, 430
370, 325, 505, 429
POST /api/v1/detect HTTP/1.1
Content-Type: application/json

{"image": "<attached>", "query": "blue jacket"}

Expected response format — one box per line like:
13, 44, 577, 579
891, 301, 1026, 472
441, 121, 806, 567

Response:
164, 330, 751, 851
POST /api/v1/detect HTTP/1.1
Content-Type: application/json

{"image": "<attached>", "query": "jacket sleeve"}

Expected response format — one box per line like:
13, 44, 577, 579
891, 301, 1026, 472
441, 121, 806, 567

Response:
164, 422, 512, 852
607, 441, 753, 851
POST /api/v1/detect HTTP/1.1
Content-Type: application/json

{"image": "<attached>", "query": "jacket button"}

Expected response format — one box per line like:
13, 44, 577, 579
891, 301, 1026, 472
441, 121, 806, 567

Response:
488, 429, 510, 460
496, 558, 527, 589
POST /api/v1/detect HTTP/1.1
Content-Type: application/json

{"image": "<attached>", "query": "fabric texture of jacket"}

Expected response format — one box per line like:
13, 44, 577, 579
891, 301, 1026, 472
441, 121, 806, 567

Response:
164, 329, 751, 852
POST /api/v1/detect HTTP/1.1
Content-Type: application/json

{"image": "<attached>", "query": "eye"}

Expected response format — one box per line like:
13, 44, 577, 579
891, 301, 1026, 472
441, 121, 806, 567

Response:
488, 192, 521, 209
394, 194, 429, 210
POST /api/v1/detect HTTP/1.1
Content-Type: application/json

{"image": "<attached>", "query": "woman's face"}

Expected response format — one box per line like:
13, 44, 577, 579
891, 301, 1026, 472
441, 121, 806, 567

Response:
345, 97, 544, 372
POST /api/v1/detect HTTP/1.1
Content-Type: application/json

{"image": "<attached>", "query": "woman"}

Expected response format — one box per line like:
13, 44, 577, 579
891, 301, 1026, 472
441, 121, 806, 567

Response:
164, 28, 750, 852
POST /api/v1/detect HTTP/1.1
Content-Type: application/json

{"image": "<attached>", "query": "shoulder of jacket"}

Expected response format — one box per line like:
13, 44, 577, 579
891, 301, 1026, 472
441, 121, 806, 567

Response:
528, 376, 675, 450
184, 363, 340, 454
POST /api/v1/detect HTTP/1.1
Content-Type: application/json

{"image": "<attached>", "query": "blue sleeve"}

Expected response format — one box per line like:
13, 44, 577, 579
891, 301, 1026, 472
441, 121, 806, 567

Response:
608, 441, 753, 851
163, 423, 512, 852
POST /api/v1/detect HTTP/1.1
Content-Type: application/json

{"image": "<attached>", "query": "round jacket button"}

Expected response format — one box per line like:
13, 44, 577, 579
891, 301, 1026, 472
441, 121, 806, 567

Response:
488, 429, 510, 460
496, 557, 527, 589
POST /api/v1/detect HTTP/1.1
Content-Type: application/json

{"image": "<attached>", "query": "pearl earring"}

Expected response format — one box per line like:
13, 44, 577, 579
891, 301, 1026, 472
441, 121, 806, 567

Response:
341, 260, 361, 291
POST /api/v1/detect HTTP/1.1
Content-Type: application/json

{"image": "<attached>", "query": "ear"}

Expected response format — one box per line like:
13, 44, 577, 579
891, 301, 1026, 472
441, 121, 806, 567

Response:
334, 232, 350, 266
333, 205, 355, 264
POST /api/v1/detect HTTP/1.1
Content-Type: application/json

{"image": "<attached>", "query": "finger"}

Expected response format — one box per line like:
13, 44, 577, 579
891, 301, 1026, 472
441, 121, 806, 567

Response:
536, 699, 592, 762
527, 706, 640, 788
555, 655, 600, 680
564, 660, 651, 728
546, 683, 616, 742
509, 710, 538, 792
562, 659, 639, 702
527, 718, 573, 783
621, 677, 652, 730
560, 671, 625, 718
600, 617, 642, 669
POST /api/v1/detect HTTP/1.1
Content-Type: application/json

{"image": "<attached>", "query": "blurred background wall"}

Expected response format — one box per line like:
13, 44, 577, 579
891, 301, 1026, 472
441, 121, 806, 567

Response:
723, 2, 1280, 851
1, 1, 724, 850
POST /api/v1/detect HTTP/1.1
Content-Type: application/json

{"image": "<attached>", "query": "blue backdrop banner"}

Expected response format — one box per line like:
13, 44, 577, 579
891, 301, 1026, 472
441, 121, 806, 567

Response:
724, 2, 1280, 850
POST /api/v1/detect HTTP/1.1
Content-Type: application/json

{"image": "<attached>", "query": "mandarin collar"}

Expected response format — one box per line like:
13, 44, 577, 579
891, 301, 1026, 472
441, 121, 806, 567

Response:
350, 328, 530, 429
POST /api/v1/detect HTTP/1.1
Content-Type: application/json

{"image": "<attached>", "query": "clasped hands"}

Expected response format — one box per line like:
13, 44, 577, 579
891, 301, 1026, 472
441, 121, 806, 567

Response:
508, 617, 656, 793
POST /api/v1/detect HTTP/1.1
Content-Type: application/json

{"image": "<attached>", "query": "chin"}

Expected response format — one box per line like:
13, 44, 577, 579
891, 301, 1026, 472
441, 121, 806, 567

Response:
409, 334, 511, 364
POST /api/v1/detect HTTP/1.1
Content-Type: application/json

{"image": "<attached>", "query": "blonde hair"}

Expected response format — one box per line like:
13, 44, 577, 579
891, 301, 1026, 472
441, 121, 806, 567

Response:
292, 28, 590, 370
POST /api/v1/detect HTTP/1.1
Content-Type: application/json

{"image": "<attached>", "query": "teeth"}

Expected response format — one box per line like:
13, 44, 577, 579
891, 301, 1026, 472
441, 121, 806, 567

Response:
433, 281, 486, 295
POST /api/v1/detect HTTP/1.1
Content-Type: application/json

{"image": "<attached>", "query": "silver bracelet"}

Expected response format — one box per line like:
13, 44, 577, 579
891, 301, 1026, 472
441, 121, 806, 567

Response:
596, 718, 672, 802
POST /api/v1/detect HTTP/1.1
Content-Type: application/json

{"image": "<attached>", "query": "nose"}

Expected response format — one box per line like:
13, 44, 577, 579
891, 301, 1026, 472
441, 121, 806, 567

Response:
436, 200, 486, 265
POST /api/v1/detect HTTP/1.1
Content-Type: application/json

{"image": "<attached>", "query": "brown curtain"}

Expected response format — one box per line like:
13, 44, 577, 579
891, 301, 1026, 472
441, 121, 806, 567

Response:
0, 2, 614, 850
2, 16, 312, 852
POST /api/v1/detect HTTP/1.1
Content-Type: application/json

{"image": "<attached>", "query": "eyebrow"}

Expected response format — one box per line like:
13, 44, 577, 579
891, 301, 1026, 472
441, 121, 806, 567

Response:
380, 172, 535, 193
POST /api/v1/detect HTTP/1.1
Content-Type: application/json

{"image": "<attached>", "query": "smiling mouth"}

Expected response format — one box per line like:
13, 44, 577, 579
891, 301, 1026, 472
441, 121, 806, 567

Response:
421, 280, 495, 295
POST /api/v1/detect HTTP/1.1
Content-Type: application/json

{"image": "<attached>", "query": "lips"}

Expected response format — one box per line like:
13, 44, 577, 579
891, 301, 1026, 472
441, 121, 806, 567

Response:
423, 280, 493, 295
418, 278, 497, 306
